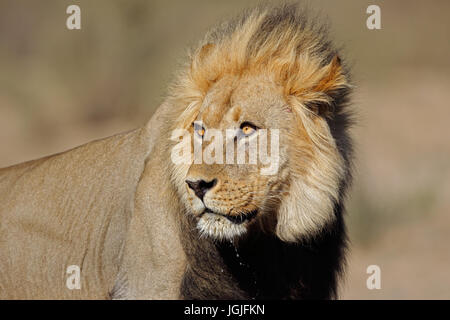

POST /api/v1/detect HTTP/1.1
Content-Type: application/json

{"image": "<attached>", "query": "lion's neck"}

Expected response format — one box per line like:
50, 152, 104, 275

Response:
179, 205, 347, 300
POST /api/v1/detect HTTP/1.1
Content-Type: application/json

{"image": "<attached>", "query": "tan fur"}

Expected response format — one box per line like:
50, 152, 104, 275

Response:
0, 102, 187, 299
0, 6, 351, 299
170, 6, 350, 241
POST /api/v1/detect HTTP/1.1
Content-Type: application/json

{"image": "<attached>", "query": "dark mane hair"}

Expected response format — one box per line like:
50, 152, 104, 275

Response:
180, 208, 347, 299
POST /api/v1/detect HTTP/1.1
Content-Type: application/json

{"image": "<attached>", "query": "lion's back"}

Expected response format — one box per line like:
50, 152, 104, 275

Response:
0, 128, 151, 299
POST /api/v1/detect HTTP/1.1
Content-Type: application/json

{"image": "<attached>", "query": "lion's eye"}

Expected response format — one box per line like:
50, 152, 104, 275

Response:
197, 128, 205, 137
193, 122, 205, 138
240, 122, 258, 136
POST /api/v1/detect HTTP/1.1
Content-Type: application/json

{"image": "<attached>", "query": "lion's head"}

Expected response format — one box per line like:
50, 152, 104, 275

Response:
168, 6, 352, 243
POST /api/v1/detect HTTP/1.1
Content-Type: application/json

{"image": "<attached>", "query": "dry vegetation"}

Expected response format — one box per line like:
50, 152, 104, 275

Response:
0, 0, 449, 299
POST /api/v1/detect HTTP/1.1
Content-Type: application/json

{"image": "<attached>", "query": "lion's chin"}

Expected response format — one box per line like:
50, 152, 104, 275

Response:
196, 212, 250, 241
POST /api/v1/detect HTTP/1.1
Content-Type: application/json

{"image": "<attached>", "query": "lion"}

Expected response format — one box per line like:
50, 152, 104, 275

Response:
0, 5, 353, 299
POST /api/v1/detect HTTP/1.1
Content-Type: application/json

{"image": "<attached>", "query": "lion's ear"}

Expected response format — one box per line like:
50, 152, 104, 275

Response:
191, 43, 215, 73
288, 55, 350, 117
198, 43, 215, 62
313, 55, 348, 95
189, 43, 218, 95
308, 55, 349, 116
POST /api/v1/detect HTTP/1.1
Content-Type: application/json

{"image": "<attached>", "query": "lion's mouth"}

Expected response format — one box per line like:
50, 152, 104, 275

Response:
203, 209, 258, 224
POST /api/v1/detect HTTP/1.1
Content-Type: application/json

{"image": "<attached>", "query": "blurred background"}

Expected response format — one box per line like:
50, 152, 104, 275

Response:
0, 0, 449, 299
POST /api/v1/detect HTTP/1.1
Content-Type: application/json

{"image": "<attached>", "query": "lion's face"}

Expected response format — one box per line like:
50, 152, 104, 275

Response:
172, 74, 294, 240
170, 39, 348, 242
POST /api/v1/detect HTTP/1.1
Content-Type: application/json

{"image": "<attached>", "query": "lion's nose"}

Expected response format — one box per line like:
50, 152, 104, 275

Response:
185, 178, 217, 201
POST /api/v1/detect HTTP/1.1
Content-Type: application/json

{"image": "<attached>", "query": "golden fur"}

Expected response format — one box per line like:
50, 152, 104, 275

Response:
0, 5, 352, 299
170, 6, 350, 241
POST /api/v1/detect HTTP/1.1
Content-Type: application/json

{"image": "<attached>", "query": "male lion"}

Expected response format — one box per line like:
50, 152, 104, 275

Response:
0, 5, 353, 299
